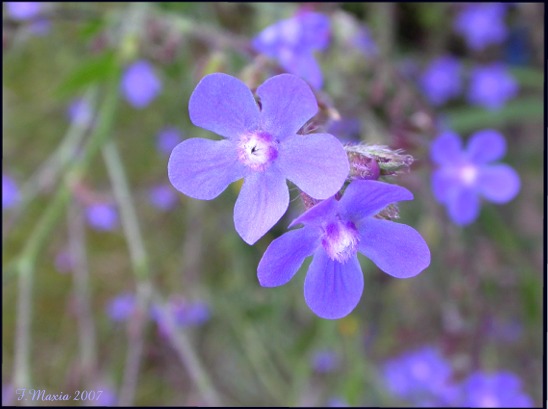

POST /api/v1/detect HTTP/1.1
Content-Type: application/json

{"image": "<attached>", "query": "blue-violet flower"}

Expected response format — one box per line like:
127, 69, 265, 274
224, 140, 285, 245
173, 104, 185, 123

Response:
420, 56, 462, 106
257, 180, 430, 319
431, 130, 520, 225
168, 73, 349, 244
252, 12, 330, 89
459, 371, 533, 407
467, 63, 518, 110
454, 3, 508, 51
120, 60, 162, 109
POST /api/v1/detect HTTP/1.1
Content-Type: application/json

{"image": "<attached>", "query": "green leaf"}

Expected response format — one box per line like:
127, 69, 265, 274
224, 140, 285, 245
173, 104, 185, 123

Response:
509, 67, 544, 89
56, 51, 119, 98
445, 97, 543, 134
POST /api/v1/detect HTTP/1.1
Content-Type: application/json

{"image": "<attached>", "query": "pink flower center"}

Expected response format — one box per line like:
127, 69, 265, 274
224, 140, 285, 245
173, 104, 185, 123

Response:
458, 163, 478, 186
237, 132, 279, 172
321, 219, 360, 263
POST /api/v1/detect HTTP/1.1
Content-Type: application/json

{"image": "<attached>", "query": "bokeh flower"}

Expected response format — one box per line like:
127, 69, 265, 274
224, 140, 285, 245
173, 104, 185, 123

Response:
459, 371, 533, 407
257, 180, 430, 319
311, 349, 341, 373
150, 298, 210, 338
67, 98, 94, 127
382, 346, 457, 406
86, 203, 119, 231
120, 60, 162, 109
5, 2, 42, 20
55, 248, 75, 274
156, 127, 183, 156
419, 56, 462, 106
2, 173, 19, 209
252, 12, 330, 89
454, 3, 508, 51
148, 184, 178, 211
352, 25, 378, 58
431, 129, 520, 225
168, 73, 349, 244
106, 293, 136, 322
467, 63, 518, 110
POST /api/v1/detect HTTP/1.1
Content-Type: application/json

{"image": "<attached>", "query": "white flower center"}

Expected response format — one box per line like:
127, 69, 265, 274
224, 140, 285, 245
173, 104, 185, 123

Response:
237, 132, 278, 172
321, 220, 360, 263
458, 163, 478, 186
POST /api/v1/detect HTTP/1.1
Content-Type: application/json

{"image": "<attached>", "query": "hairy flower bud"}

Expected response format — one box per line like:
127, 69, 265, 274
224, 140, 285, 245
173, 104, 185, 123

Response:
345, 144, 414, 176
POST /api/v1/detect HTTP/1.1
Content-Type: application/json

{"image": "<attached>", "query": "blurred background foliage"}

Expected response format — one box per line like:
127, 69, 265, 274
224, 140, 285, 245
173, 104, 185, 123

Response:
2, 2, 544, 407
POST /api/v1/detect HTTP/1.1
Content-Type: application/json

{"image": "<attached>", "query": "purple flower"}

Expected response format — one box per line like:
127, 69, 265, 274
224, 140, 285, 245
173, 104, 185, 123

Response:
467, 64, 518, 110
5, 2, 42, 20
382, 346, 456, 406
420, 56, 462, 106
168, 73, 349, 245
459, 371, 534, 407
252, 12, 330, 89
431, 130, 520, 225
257, 180, 430, 319
67, 98, 94, 126
2, 384, 14, 406
94, 385, 117, 406
327, 397, 349, 407
86, 203, 119, 231
454, 3, 508, 51
150, 298, 210, 338
156, 127, 183, 156
55, 249, 75, 274
148, 184, 178, 211
106, 293, 136, 322
352, 25, 378, 58
120, 60, 162, 109
3, 173, 19, 209
311, 349, 340, 373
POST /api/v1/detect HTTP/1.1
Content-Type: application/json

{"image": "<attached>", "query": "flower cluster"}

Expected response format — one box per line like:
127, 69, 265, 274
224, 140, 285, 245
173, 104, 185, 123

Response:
431, 129, 520, 225
252, 11, 330, 89
382, 346, 534, 407
168, 72, 430, 319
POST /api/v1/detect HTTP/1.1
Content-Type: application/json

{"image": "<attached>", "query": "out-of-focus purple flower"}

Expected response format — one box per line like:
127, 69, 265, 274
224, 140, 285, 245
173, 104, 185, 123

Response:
459, 371, 534, 407
327, 396, 349, 407
420, 56, 462, 106
5, 2, 42, 20
106, 293, 136, 322
85, 203, 119, 231
55, 249, 75, 274
120, 60, 162, 109
168, 73, 349, 245
150, 298, 210, 338
67, 98, 94, 126
327, 118, 361, 143
382, 346, 456, 405
148, 184, 178, 211
311, 349, 340, 373
252, 12, 330, 89
257, 180, 430, 319
156, 127, 183, 156
94, 385, 117, 406
454, 3, 508, 51
352, 25, 378, 58
431, 130, 520, 225
2, 383, 14, 406
467, 64, 518, 110
3, 173, 19, 209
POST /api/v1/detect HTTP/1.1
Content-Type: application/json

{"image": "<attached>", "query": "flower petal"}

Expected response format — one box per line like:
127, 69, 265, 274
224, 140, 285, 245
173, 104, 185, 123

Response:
282, 52, 324, 90
477, 164, 520, 203
257, 227, 320, 287
189, 73, 260, 140
340, 180, 413, 222
304, 251, 364, 319
357, 218, 430, 278
447, 187, 480, 225
256, 74, 318, 138
466, 129, 506, 163
432, 169, 460, 204
234, 170, 289, 245
289, 196, 339, 228
277, 133, 348, 199
168, 138, 247, 200
430, 131, 464, 165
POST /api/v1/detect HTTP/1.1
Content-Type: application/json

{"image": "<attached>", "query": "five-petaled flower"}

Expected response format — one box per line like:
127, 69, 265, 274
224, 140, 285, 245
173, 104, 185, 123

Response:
252, 12, 330, 89
431, 129, 520, 225
257, 180, 430, 319
168, 73, 349, 245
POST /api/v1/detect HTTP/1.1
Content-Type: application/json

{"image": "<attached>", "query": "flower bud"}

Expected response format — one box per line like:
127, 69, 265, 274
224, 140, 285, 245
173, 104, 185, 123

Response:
345, 144, 414, 176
